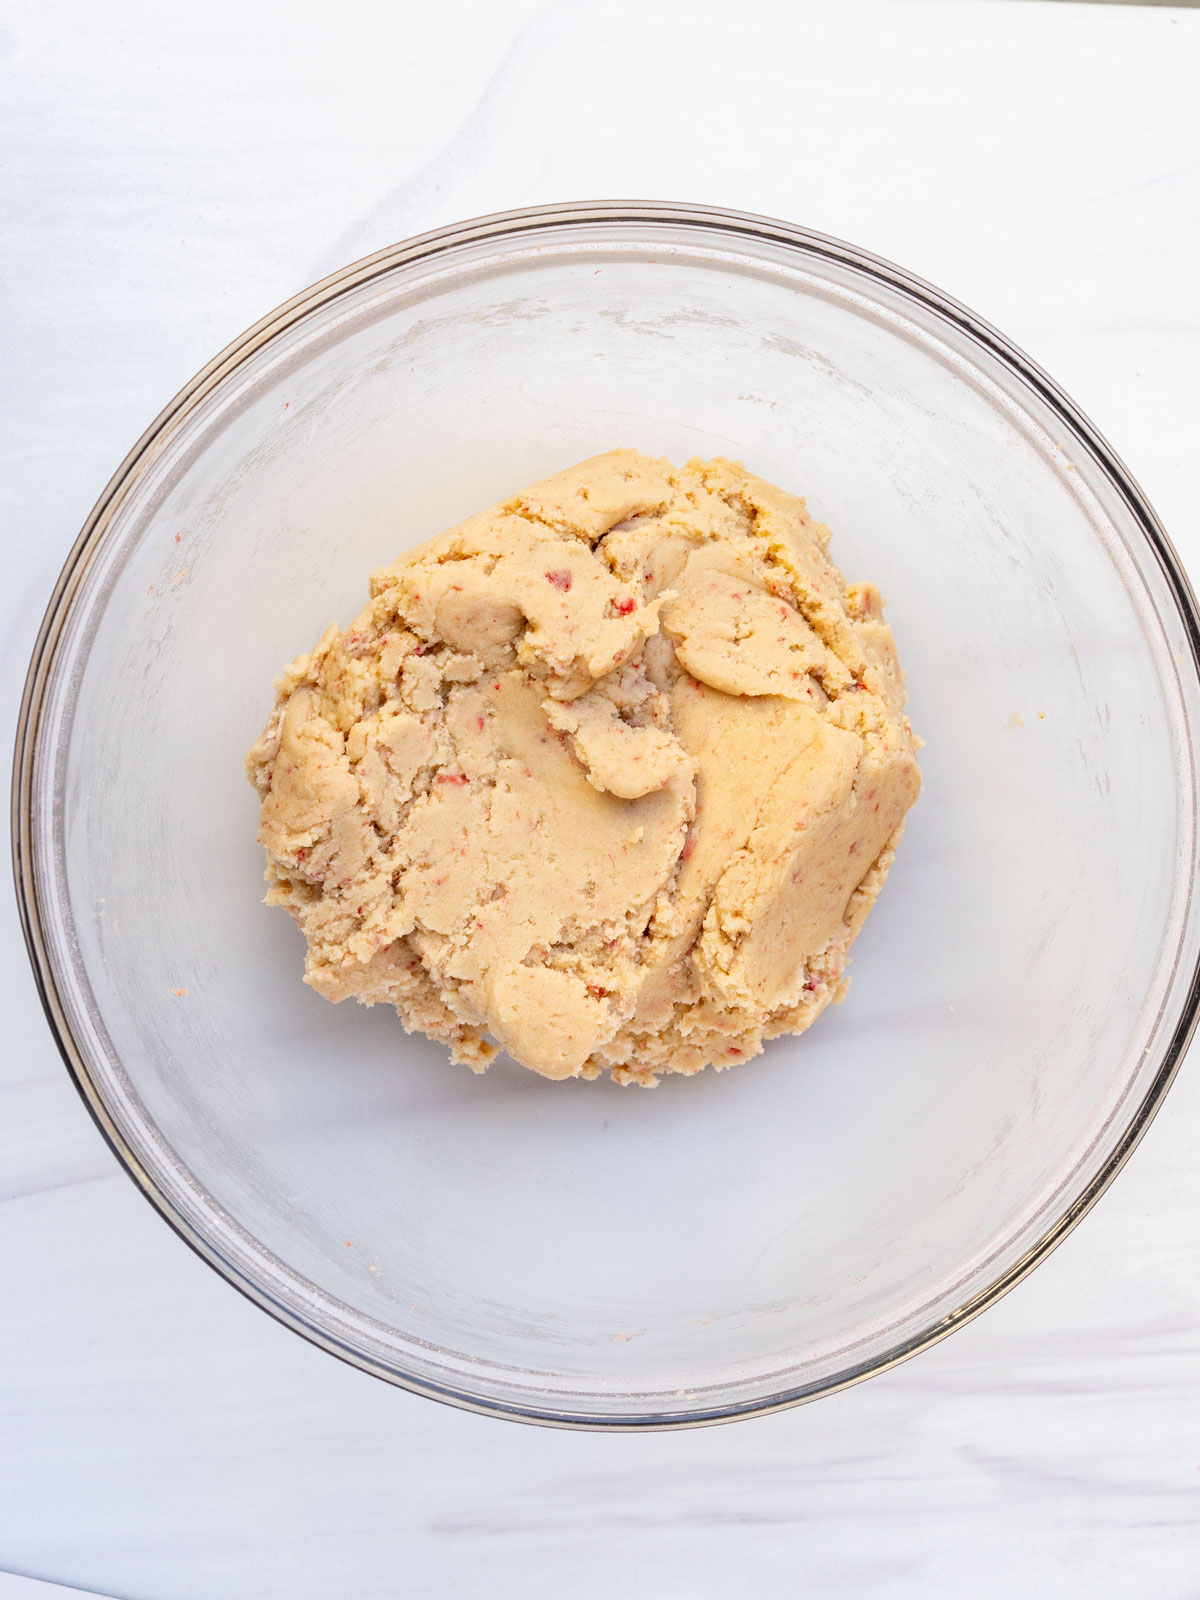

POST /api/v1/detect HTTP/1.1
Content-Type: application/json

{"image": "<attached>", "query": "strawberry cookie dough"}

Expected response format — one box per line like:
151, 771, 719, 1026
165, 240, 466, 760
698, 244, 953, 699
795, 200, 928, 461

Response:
247, 451, 920, 1084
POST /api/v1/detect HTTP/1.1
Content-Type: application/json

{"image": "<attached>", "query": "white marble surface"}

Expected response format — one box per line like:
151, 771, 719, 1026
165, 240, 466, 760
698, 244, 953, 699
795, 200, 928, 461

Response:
3, 2, 1200, 1595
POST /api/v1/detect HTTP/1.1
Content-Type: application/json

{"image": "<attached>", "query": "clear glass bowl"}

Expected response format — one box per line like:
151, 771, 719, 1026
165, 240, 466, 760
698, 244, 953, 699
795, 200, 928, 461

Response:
13, 203, 1200, 1429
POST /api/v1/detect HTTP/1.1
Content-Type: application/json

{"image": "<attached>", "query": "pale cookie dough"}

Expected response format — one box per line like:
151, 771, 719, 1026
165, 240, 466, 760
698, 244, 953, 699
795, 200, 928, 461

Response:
247, 451, 920, 1084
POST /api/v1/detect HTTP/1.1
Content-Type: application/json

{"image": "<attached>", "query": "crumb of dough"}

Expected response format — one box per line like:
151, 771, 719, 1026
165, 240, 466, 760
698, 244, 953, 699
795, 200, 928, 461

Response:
246, 451, 920, 1084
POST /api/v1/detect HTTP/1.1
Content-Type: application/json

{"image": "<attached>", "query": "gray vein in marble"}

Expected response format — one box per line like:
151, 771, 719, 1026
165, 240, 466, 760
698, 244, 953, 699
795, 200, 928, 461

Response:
0, 1565, 119, 1599
312, 0, 564, 281
0, 1165, 115, 1206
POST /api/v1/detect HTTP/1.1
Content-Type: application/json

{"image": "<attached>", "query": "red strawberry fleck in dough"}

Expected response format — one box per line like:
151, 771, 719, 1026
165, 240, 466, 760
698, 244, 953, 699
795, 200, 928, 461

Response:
246, 451, 920, 1084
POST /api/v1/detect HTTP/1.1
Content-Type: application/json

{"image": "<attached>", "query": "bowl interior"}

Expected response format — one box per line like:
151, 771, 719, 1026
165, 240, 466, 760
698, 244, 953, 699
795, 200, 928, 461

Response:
33, 213, 1198, 1422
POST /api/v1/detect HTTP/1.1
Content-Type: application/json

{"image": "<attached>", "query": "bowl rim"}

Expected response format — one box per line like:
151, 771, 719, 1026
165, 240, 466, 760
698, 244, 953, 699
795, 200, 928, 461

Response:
12, 198, 1200, 1430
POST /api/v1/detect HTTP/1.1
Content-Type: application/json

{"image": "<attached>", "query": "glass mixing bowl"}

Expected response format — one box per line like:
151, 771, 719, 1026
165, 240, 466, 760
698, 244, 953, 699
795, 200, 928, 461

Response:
14, 202, 1200, 1428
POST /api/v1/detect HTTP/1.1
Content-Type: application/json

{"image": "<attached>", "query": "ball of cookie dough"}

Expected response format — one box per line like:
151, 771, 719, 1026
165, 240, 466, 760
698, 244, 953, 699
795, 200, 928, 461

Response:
246, 451, 920, 1085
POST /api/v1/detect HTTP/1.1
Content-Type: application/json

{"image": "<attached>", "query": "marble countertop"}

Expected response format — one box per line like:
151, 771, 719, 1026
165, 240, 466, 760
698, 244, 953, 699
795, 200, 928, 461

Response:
3, 2, 1199, 1595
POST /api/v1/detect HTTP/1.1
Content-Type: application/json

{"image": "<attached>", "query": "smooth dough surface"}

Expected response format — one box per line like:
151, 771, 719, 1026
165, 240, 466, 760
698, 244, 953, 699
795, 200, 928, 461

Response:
247, 452, 920, 1084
